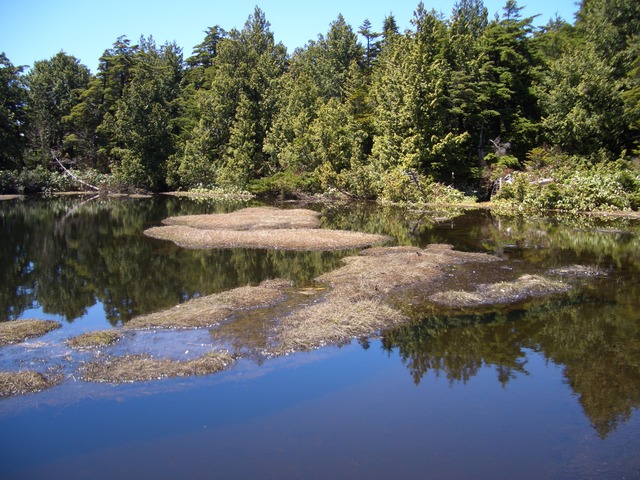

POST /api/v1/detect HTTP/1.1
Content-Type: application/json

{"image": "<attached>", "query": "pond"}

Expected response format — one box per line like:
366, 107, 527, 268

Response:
1, 195, 639, 479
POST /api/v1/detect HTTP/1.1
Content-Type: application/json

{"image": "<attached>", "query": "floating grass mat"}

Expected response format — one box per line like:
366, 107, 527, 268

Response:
144, 206, 390, 251
124, 279, 293, 330
66, 330, 122, 349
317, 244, 503, 297
80, 352, 235, 383
269, 245, 504, 354
162, 207, 321, 230
145, 225, 390, 251
0, 319, 61, 346
428, 274, 570, 308
0, 370, 62, 397
275, 297, 406, 353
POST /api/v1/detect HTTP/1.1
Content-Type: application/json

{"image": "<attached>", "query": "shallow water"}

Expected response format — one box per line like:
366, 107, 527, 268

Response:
1, 196, 639, 479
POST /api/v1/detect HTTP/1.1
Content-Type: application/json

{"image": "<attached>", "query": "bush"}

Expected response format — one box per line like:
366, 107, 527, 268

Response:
493, 154, 640, 213
0, 170, 19, 194
248, 170, 321, 198
379, 168, 473, 205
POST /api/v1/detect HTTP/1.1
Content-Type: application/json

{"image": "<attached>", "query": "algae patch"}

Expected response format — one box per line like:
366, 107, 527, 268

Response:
144, 206, 390, 251
547, 265, 609, 278
0, 319, 61, 346
80, 351, 235, 383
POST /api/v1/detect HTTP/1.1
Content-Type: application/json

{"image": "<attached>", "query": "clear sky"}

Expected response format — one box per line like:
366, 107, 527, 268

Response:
1, 0, 579, 73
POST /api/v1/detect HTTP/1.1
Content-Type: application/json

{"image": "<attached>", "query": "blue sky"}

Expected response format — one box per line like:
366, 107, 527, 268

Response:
1, 0, 579, 73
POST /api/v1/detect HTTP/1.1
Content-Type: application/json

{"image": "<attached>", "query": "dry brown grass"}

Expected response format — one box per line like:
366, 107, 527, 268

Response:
269, 244, 503, 353
145, 225, 390, 251
0, 370, 62, 397
124, 279, 293, 330
80, 351, 235, 383
145, 206, 390, 250
318, 244, 502, 298
0, 319, 61, 346
274, 297, 406, 353
162, 207, 321, 230
66, 330, 122, 349
428, 274, 570, 308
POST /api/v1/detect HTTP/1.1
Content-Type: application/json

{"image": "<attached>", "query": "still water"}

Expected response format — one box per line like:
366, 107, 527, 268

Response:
0, 195, 639, 479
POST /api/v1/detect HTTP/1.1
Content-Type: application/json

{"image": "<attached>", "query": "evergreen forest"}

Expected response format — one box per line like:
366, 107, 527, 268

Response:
1, 0, 640, 212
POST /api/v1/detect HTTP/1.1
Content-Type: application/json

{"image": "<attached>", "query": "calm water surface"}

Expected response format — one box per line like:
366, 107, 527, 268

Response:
0, 195, 639, 479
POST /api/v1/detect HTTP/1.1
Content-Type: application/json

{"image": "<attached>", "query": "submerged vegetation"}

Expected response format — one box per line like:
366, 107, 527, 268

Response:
428, 274, 570, 308
1, 0, 639, 212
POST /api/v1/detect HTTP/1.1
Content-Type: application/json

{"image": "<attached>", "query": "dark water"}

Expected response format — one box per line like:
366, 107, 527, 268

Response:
1, 196, 639, 479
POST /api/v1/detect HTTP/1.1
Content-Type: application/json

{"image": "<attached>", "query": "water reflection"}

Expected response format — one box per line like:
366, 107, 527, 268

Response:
0, 196, 347, 323
1, 196, 639, 441
383, 278, 640, 438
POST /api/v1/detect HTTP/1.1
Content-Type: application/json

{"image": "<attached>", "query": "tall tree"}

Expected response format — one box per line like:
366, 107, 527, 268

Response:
263, 14, 364, 185
477, 0, 540, 158
65, 37, 139, 171
109, 37, 184, 190
25, 52, 90, 167
0, 53, 27, 170
174, 7, 286, 188
359, 19, 381, 68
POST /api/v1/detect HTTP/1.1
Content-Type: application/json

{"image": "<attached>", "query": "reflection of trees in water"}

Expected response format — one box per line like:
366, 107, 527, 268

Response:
0, 197, 345, 323
2, 198, 639, 436
383, 280, 640, 438
478, 213, 640, 270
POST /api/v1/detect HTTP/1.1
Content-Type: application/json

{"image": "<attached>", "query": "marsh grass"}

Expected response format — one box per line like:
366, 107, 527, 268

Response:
145, 206, 390, 250
270, 244, 503, 353
0, 370, 62, 397
66, 330, 122, 349
80, 351, 235, 383
0, 319, 61, 346
428, 274, 570, 308
162, 207, 321, 230
275, 297, 406, 353
145, 225, 390, 251
125, 279, 293, 330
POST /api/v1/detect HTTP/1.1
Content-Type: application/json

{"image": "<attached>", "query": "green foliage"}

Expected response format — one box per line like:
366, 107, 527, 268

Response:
248, 170, 320, 198
25, 52, 90, 167
6, 1, 640, 208
494, 154, 640, 212
0, 53, 27, 170
379, 168, 472, 205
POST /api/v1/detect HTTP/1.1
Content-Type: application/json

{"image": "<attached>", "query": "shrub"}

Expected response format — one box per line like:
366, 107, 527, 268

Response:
493, 154, 640, 213
379, 168, 474, 205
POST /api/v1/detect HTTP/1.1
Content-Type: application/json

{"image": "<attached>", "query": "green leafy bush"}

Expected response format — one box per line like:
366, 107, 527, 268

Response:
379, 168, 473, 205
493, 154, 640, 213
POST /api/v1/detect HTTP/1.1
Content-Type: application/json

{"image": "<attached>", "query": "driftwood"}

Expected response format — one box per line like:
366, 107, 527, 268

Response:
52, 150, 99, 191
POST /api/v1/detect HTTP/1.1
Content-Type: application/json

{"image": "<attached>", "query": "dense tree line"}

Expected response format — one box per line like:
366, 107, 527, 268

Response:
1, 0, 639, 203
